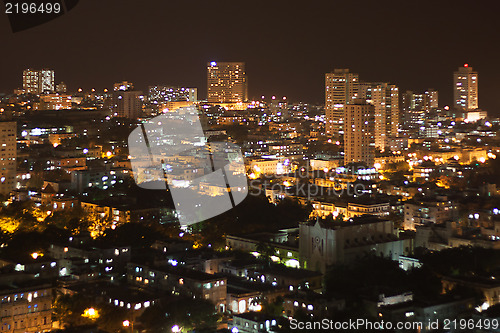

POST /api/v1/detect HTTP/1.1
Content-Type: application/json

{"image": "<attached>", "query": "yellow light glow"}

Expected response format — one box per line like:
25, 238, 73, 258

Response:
82, 308, 99, 320
123, 320, 130, 327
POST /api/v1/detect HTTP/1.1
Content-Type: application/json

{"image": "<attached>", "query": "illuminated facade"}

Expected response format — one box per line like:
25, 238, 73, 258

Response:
359, 82, 400, 150
344, 100, 375, 166
0, 122, 16, 196
299, 216, 408, 274
112, 82, 143, 118
22, 69, 54, 94
37, 94, 72, 110
371, 83, 400, 150
402, 89, 438, 129
325, 69, 359, 136
55, 82, 67, 93
453, 64, 478, 111
207, 62, 247, 103
148, 86, 197, 103
0, 285, 53, 332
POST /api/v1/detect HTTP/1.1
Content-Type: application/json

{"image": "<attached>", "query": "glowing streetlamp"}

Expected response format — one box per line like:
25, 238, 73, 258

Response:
123, 320, 130, 327
171, 325, 181, 333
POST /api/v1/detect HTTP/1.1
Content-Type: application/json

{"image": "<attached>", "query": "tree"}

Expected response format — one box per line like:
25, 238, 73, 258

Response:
53, 292, 128, 332
0, 216, 20, 234
261, 296, 284, 317
256, 241, 277, 267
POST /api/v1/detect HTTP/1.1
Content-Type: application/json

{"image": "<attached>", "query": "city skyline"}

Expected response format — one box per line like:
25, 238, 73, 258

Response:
0, 0, 499, 112
2, 2, 500, 332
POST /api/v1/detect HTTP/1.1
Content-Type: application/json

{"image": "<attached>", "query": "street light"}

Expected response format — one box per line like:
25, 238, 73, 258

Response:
172, 325, 180, 333
123, 320, 130, 327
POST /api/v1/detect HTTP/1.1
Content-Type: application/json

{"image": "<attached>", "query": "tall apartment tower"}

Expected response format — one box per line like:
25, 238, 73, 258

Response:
359, 82, 399, 150
425, 89, 439, 109
22, 69, 55, 94
402, 89, 438, 129
0, 122, 16, 197
344, 100, 375, 167
325, 69, 359, 136
207, 62, 247, 104
453, 64, 478, 111
113, 82, 143, 119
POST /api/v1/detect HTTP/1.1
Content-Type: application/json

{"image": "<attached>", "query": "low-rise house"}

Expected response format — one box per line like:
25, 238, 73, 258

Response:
283, 290, 345, 318
232, 312, 278, 333
127, 263, 227, 313
247, 264, 323, 292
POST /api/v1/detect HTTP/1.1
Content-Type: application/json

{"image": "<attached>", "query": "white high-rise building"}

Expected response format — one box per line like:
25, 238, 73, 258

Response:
325, 69, 359, 136
22, 69, 55, 94
0, 122, 16, 197
453, 64, 478, 111
344, 99, 375, 166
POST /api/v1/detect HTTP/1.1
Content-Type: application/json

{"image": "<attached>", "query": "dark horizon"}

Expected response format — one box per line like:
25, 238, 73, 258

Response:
1, 0, 499, 112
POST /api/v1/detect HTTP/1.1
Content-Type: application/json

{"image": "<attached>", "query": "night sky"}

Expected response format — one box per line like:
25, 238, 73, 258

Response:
1, 0, 499, 112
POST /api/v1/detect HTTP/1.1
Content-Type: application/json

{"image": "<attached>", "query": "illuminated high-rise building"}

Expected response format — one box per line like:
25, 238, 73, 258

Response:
114, 81, 134, 92
453, 64, 478, 111
325, 69, 359, 136
344, 100, 375, 166
207, 62, 247, 103
425, 89, 438, 109
56, 82, 67, 93
372, 83, 399, 150
359, 82, 399, 150
402, 89, 438, 130
22, 69, 55, 94
0, 122, 16, 196
112, 82, 143, 119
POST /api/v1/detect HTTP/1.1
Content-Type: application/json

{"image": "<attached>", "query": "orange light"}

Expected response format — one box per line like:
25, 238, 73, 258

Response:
82, 308, 99, 320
